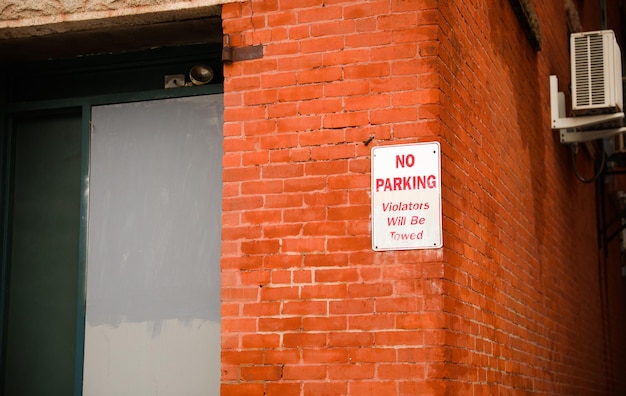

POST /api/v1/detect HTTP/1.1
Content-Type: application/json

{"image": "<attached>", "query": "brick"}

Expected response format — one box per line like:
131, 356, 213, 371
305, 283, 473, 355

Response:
222, 287, 259, 302
328, 332, 374, 347
306, 132, 351, 149
298, 98, 343, 115
327, 173, 370, 189
263, 223, 303, 238
222, 256, 263, 271
241, 240, 280, 255
223, 167, 261, 182
327, 206, 370, 221
347, 282, 393, 298
243, 89, 277, 106
265, 192, 303, 208
311, 20, 356, 37
242, 301, 280, 316
222, 225, 263, 241
379, 363, 426, 380
276, 115, 322, 133
283, 207, 327, 222
303, 253, 350, 267
239, 270, 271, 286
283, 364, 327, 380
304, 160, 349, 175
279, 0, 322, 10
301, 284, 348, 299
370, 107, 418, 124
302, 348, 349, 363
371, 76, 418, 93
345, 63, 391, 80
262, 163, 305, 178
300, 36, 345, 53
243, 120, 276, 136
222, 318, 257, 333
298, 6, 343, 23
277, 85, 324, 102
222, 350, 264, 365
370, 43, 418, 61
324, 80, 369, 97
323, 111, 369, 129
344, 1, 389, 19
376, 296, 423, 312
284, 176, 326, 192
283, 332, 327, 348
303, 382, 348, 396
241, 333, 281, 349
345, 31, 392, 48
378, 13, 418, 30
267, 12, 296, 27
396, 313, 444, 329
241, 180, 283, 195
242, 209, 282, 224
329, 299, 375, 314
393, 25, 439, 42
264, 41, 299, 57
276, 53, 323, 71
265, 383, 301, 395
260, 286, 299, 301
261, 72, 298, 89
282, 237, 326, 253
314, 268, 359, 283
221, 363, 239, 380
348, 314, 395, 330
327, 363, 375, 379
221, 383, 264, 396
391, 0, 438, 11
399, 380, 447, 396
240, 365, 283, 381
224, 76, 262, 92
375, 331, 425, 346
303, 191, 348, 206
265, 349, 301, 364
302, 221, 347, 236
259, 133, 299, 149
263, 254, 303, 269
349, 381, 397, 394
258, 317, 302, 332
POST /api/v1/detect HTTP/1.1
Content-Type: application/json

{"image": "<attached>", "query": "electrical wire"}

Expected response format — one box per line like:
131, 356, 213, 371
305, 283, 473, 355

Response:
570, 143, 606, 183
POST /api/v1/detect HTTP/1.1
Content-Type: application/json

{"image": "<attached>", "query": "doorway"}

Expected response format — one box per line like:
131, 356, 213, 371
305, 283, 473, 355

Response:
1, 45, 223, 396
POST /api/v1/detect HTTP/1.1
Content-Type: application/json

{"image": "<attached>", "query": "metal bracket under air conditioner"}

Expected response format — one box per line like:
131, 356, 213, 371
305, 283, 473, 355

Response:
550, 75, 625, 143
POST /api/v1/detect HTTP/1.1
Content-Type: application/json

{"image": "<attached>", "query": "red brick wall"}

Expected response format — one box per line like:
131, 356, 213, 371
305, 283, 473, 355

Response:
437, 0, 625, 393
221, 0, 626, 394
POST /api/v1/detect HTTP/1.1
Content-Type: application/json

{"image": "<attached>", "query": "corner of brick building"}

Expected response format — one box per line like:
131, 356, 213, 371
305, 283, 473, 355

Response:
221, 0, 626, 395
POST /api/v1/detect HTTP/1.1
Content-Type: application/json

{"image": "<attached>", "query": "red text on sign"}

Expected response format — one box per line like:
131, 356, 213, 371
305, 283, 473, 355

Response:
375, 175, 437, 192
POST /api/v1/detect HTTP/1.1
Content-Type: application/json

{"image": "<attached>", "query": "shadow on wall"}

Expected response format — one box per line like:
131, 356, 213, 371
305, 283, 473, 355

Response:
487, 1, 547, 252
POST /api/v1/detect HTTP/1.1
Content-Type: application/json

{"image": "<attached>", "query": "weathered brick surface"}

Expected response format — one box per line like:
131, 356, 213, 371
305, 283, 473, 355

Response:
222, 0, 626, 395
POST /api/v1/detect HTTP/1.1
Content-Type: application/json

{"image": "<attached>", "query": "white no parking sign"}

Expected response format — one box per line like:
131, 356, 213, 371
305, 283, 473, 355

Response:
371, 142, 442, 251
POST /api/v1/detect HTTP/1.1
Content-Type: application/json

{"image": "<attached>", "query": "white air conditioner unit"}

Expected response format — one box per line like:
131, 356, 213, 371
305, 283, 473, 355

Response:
571, 30, 623, 114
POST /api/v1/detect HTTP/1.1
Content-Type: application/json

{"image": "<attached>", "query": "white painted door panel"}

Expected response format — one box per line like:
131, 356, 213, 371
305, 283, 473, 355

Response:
83, 95, 223, 395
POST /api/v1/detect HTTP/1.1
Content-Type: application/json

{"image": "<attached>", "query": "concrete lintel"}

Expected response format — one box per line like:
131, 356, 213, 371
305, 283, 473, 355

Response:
0, 1, 232, 40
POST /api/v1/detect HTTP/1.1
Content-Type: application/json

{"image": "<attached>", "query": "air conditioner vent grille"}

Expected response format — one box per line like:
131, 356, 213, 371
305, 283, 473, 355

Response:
573, 34, 607, 107
571, 30, 622, 114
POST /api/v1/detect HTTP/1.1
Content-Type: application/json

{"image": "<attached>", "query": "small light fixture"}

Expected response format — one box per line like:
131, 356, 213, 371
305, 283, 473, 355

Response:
189, 64, 213, 85
164, 65, 214, 88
